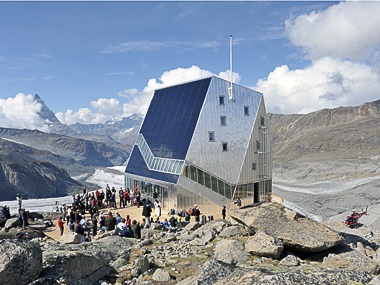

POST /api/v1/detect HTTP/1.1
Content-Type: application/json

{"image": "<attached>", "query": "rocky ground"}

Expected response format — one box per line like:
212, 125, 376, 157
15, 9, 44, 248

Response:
2, 203, 380, 284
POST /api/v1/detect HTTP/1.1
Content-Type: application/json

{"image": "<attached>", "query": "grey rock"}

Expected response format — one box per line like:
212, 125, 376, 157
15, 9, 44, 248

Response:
111, 251, 130, 269
177, 259, 236, 285
93, 230, 118, 240
0, 239, 43, 285
192, 220, 227, 238
218, 225, 249, 238
149, 223, 166, 231
159, 235, 176, 243
279, 254, 300, 266
184, 222, 201, 232
41, 250, 111, 284
134, 239, 153, 249
230, 203, 344, 252
28, 212, 44, 220
5, 217, 20, 229
59, 231, 82, 244
323, 247, 380, 274
152, 268, 171, 282
132, 255, 151, 276
214, 239, 248, 265
245, 230, 284, 259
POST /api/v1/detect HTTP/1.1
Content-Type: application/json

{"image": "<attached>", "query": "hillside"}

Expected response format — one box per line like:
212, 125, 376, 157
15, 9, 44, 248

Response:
0, 128, 130, 173
269, 99, 380, 185
0, 149, 83, 201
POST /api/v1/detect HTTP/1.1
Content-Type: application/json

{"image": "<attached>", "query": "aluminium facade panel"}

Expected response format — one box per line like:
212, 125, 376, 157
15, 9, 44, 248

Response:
185, 77, 262, 185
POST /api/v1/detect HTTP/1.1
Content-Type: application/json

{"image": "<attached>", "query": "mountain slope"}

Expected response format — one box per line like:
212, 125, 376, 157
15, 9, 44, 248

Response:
269, 99, 380, 185
0, 149, 83, 201
0, 128, 130, 170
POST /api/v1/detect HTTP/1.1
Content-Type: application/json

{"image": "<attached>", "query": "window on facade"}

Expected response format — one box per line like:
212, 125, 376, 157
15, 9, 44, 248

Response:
256, 140, 261, 152
197, 169, 205, 186
244, 106, 249, 116
219, 95, 225, 105
211, 176, 218, 192
218, 179, 225, 196
252, 162, 256, 171
190, 165, 197, 181
208, 131, 215, 142
225, 184, 232, 199
222, 142, 228, 152
182, 163, 190, 178
260, 115, 265, 126
204, 172, 211, 189
220, 116, 226, 126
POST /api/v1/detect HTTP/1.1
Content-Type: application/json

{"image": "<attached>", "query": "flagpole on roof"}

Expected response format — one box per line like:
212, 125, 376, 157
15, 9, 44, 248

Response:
229, 35, 234, 101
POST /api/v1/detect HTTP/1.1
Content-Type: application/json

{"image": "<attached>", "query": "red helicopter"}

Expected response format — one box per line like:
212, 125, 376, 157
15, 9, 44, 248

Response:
345, 206, 369, 227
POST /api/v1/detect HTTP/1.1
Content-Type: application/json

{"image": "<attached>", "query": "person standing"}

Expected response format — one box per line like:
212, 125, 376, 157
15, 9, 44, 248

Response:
16, 194, 23, 212
221, 206, 226, 220
58, 216, 64, 236
19, 209, 27, 230
142, 200, 152, 228
154, 200, 161, 218
119, 188, 125, 208
91, 214, 98, 236
194, 204, 200, 223
234, 197, 242, 209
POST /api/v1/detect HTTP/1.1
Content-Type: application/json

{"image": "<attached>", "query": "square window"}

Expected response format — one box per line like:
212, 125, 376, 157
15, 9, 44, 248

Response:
209, 131, 215, 142
219, 95, 225, 105
244, 106, 249, 116
220, 116, 226, 126
222, 142, 228, 152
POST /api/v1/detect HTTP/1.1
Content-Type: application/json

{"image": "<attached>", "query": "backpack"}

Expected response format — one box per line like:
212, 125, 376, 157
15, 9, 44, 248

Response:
188, 208, 194, 216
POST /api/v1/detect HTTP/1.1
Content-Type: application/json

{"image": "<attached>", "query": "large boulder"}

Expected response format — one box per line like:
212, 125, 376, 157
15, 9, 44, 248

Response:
41, 250, 111, 284
214, 239, 248, 265
0, 240, 43, 285
230, 203, 344, 252
60, 231, 82, 244
177, 259, 236, 285
245, 230, 284, 259
152, 268, 171, 282
5, 217, 20, 229
192, 220, 228, 242
218, 225, 249, 238
323, 245, 380, 274
77, 236, 138, 262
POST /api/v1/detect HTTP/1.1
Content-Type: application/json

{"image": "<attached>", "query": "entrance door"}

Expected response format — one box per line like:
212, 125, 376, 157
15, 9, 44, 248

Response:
254, 182, 259, 203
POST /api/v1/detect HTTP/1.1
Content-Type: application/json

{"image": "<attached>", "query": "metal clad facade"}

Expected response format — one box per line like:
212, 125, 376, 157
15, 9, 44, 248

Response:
185, 77, 262, 184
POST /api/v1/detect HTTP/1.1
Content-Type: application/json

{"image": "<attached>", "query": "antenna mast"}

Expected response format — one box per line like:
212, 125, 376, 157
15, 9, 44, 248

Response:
229, 35, 233, 101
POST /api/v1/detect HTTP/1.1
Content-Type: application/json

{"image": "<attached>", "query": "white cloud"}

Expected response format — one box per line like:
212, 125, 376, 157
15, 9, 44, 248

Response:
254, 1, 380, 115
285, 2, 380, 60
256, 57, 380, 114
57, 65, 241, 124
0, 93, 50, 132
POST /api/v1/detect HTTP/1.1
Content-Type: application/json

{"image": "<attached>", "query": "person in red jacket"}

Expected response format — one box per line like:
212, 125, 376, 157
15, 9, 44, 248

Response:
58, 216, 64, 236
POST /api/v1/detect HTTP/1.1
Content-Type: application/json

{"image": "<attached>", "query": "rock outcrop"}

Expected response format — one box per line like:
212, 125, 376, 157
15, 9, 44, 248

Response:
0, 240, 43, 285
230, 202, 344, 252
245, 230, 284, 258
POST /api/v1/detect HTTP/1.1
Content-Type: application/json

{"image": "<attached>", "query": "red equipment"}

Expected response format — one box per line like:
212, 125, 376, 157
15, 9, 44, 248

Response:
345, 206, 369, 227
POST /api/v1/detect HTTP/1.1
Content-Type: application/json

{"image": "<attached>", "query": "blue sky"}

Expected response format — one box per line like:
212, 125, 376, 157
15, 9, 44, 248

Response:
1, 1, 380, 130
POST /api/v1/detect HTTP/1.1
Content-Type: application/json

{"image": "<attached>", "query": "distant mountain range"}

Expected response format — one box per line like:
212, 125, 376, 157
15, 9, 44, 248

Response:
269, 99, 380, 185
0, 93, 379, 200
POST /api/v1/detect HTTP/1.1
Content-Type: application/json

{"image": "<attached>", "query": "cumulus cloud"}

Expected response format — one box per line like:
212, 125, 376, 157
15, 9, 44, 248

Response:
256, 57, 380, 114
255, 1, 380, 114
57, 65, 241, 125
0, 93, 50, 132
285, 2, 380, 60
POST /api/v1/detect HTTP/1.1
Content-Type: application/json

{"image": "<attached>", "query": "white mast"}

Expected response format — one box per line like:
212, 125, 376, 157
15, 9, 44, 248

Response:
229, 35, 233, 101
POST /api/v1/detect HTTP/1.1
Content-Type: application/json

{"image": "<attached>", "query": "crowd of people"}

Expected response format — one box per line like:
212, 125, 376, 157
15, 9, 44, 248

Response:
56, 185, 208, 241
